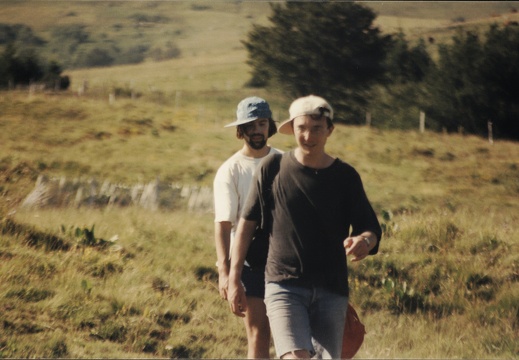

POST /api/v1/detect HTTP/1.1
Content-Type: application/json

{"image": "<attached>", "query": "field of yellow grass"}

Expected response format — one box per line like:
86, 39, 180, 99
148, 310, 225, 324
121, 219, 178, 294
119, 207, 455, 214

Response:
1, 88, 518, 358
1, 1, 518, 358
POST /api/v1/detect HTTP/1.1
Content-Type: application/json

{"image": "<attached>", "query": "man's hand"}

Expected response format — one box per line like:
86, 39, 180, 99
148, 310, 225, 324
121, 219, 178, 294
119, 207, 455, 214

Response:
227, 218, 257, 317
227, 279, 247, 317
344, 233, 376, 262
218, 270, 229, 300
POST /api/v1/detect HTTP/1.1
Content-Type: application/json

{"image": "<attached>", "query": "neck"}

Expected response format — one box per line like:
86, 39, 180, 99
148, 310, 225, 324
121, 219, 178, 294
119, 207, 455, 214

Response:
294, 148, 333, 169
241, 144, 270, 158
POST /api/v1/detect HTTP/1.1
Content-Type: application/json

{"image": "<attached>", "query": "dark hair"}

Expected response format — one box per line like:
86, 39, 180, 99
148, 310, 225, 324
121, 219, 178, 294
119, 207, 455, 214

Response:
268, 118, 278, 137
237, 118, 278, 139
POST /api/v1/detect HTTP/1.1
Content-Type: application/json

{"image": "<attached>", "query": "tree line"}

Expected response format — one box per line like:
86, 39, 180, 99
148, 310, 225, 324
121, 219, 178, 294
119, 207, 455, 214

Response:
0, 43, 70, 90
0, 19, 181, 71
1, 3, 517, 140
0, 20, 182, 89
244, 2, 519, 140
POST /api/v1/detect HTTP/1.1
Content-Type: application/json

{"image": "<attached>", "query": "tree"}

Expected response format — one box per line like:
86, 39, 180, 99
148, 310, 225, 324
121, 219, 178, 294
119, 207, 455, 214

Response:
425, 30, 484, 134
0, 45, 43, 86
243, 1, 391, 122
369, 32, 435, 130
0, 43, 69, 89
425, 25, 519, 140
42, 60, 70, 90
385, 32, 432, 85
0, 43, 16, 87
479, 25, 519, 139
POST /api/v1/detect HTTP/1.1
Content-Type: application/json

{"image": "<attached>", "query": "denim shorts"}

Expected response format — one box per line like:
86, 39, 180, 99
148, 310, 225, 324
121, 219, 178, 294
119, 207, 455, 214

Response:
264, 281, 348, 359
241, 265, 265, 298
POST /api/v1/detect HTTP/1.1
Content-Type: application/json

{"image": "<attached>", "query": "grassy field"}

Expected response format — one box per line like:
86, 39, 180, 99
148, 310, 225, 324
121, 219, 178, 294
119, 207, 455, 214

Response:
1, 88, 518, 358
1, 1, 519, 358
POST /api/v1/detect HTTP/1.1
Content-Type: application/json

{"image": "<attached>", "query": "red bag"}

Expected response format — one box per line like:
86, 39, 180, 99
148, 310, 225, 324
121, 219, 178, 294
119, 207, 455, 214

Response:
341, 304, 366, 359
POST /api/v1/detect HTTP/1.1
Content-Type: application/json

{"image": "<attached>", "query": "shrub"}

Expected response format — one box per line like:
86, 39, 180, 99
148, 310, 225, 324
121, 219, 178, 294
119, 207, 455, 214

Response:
149, 42, 181, 61
51, 24, 89, 44
83, 48, 114, 67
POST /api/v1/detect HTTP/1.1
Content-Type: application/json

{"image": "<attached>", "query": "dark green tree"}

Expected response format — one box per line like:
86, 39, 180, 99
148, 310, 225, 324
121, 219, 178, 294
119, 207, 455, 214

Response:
385, 32, 432, 85
16, 48, 44, 83
243, 1, 391, 122
0, 43, 69, 89
479, 24, 519, 139
42, 60, 70, 90
371, 32, 434, 130
0, 43, 15, 87
0, 45, 43, 86
425, 30, 485, 134
425, 25, 519, 140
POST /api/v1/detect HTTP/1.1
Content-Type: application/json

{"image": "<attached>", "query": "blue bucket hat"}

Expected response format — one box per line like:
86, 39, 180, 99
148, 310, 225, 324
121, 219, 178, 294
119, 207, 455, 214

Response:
224, 96, 272, 127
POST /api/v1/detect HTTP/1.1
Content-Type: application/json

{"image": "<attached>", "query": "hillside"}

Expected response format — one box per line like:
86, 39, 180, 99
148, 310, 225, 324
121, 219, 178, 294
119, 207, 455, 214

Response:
1, 87, 518, 358
1, 1, 518, 358
1, 1, 518, 94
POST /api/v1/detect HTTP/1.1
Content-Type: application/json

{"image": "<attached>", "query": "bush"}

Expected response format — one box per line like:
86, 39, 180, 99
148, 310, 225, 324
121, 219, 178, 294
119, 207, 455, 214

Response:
119, 45, 149, 65
0, 23, 46, 45
0, 44, 69, 89
149, 42, 181, 61
51, 24, 89, 44
80, 48, 114, 68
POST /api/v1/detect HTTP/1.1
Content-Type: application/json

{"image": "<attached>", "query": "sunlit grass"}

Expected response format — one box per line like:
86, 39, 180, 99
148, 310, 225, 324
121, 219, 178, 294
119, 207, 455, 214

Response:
3, 87, 518, 357
1, 2, 519, 358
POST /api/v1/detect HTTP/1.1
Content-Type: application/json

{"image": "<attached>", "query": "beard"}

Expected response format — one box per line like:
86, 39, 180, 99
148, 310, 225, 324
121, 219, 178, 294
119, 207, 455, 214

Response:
246, 135, 267, 150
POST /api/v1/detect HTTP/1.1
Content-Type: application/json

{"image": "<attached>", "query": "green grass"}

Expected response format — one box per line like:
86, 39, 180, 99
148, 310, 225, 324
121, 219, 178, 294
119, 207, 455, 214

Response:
1, 2, 519, 358
1, 89, 518, 358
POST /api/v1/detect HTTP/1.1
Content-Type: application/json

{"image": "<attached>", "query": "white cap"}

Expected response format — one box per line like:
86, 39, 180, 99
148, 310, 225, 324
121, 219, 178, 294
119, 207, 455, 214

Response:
278, 95, 333, 135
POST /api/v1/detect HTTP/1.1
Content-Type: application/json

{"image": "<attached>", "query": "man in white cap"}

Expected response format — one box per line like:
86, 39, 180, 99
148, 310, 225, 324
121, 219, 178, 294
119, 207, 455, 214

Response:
213, 96, 282, 358
227, 95, 382, 359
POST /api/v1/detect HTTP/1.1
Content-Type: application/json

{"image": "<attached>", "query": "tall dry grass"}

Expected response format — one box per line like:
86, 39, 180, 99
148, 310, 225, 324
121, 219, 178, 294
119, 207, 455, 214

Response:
1, 89, 518, 358
1, 2, 519, 357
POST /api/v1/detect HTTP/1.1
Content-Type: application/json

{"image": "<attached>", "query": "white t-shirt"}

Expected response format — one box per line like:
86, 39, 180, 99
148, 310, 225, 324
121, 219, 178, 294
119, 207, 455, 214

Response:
214, 147, 283, 248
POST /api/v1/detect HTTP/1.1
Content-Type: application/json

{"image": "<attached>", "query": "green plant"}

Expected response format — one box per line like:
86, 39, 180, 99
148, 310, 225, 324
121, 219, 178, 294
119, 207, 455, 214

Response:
380, 209, 397, 238
60, 224, 117, 249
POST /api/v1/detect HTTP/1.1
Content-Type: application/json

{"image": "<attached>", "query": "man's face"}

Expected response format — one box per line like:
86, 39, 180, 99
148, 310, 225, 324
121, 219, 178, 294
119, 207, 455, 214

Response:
293, 115, 333, 155
241, 118, 270, 150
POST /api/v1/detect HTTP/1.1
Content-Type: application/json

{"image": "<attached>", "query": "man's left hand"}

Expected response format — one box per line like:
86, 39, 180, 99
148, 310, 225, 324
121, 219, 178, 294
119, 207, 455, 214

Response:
344, 234, 375, 262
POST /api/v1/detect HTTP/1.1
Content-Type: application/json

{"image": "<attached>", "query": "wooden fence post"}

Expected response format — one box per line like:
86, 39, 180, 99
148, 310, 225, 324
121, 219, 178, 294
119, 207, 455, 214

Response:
488, 120, 494, 145
419, 111, 425, 133
366, 111, 371, 127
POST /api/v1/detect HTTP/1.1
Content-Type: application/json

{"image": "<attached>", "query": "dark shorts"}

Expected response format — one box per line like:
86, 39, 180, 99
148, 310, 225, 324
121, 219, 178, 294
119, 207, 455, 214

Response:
241, 265, 265, 298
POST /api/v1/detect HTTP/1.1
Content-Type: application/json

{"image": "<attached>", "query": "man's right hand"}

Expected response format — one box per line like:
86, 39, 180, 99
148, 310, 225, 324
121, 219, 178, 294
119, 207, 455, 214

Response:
227, 278, 247, 317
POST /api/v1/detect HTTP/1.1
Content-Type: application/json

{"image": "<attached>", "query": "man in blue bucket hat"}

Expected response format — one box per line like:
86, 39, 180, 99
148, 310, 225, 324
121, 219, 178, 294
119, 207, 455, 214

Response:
213, 96, 283, 358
